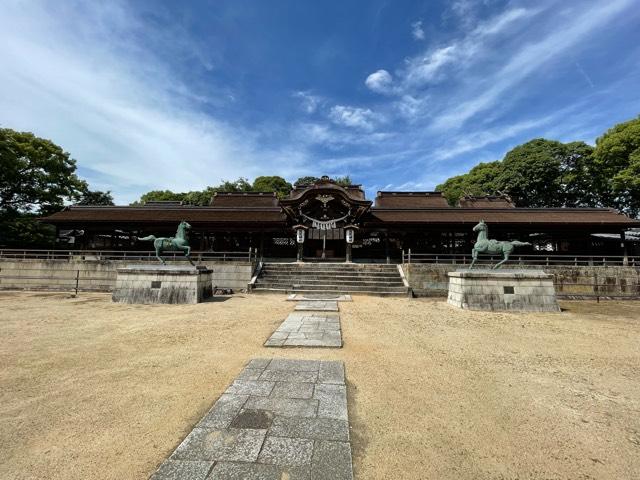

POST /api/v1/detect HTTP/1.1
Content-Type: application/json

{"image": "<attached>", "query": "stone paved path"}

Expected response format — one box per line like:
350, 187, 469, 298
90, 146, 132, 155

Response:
264, 313, 342, 348
150, 358, 353, 480
294, 301, 339, 312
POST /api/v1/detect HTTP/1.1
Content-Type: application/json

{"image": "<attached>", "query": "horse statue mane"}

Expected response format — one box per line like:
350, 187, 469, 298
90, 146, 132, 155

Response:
469, 220, 530, 269
138, 220, 194, 265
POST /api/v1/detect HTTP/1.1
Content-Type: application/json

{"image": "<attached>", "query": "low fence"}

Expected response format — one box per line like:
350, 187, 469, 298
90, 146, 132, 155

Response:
0, 248, 257, 262
402, 251, 638, 267
0, 249, 256, 294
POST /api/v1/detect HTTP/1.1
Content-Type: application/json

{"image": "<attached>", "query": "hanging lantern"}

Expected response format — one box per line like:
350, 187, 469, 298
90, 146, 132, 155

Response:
296, 228, 306, 244
345, 228, 354, 244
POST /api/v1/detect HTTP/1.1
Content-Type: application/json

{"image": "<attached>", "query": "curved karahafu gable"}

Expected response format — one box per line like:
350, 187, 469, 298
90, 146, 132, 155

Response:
279, 176, 372, 229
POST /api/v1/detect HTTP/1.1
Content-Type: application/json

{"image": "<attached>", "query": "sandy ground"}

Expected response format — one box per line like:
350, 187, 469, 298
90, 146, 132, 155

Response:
1, 292, 639, 480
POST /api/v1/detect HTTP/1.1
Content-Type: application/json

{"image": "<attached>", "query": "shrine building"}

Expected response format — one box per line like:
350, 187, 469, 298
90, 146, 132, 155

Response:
43, 176, 640, 262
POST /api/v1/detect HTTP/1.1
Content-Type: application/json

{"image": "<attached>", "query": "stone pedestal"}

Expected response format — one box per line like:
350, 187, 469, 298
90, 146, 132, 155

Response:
112, 264, 213, 304
447, 269, 560, 312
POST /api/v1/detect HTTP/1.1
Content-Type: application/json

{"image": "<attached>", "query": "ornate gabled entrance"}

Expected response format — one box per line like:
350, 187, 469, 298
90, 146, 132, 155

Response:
280, 176, 372, 261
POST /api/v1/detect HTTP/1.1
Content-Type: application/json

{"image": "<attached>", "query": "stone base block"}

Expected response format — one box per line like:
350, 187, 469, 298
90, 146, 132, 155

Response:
112, 264, 213, 304
447, 269, 560, 312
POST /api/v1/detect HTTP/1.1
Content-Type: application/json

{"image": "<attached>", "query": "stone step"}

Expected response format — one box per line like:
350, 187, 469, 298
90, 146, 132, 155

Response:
260, 273, 402, 280
253, 287, 408, 297
256, 262, 407, 297
255, 283, 407, 293
258, 280, 405, 287
264, 263, 398, 271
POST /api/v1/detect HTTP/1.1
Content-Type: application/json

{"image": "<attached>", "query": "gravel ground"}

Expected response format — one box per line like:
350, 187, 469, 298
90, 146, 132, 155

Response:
0, 292, 639, 480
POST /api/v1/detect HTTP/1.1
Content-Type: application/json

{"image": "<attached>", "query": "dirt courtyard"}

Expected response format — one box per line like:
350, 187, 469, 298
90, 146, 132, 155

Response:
1, 292, 639, 480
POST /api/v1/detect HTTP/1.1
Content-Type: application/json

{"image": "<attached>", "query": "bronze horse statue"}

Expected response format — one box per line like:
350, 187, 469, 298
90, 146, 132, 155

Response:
469, 220, 530, 269
138, 221, 195, 265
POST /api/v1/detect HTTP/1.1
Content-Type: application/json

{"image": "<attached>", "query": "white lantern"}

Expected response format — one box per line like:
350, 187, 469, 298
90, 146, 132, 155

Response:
345, 228, 354, 244
296, 228, 305, 244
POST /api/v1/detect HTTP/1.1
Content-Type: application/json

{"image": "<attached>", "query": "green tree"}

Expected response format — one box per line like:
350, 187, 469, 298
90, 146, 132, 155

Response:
183, 187, 217, 206
496, 139, 574, 207
0, 128, 87, 246
252, 176, 292, 198
0, 128, 87, 215
592, 116, 640, 217
294, 176, 319, 186
134, 190, 186, 205
333, 175, 352, 187
437, 139, 598, 208
76, 190, 114, 205
216, 177, 252, 192
437, 161, 503, 205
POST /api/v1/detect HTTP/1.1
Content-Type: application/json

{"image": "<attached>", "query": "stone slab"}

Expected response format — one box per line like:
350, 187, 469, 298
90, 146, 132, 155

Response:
150, 359, 352, 479
149, 460, 214, 480
265, 313, 343, 348
287, 294, 352, 302
294, 301, 339, 312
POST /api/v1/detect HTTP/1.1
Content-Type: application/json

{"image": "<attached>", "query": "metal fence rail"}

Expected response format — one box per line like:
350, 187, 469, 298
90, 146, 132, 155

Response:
0, 248, 257, 262
402, 251, 639, 267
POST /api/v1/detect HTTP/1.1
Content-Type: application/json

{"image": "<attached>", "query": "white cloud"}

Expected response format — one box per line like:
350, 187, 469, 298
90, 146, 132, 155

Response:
365, 69, 394, 94
293, 90, 321, 114
431, 0, 634, 130
411, 20, 425, 40
0, 1, 309, 203
328, 105, 380, 131
404, 7, 533, 87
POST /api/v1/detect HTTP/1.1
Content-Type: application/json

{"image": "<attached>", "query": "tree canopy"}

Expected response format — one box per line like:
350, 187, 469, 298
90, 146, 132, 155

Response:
0, 128, 104, 246
592, 116, 640, 217
134, 175, 355, 205
434, 129, 640, 214
76, 190, 114, 206
0, 128, 87, 215
252, 176, 292, 198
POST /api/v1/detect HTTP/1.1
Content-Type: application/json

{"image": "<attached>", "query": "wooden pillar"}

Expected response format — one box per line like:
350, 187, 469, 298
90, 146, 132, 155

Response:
384, 232, 390, 264
621, 230, 629, 266
259, 230, 265, 261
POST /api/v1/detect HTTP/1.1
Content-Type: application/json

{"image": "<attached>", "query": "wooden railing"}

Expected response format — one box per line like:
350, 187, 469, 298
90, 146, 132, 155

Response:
401, 251, 638, 267
0, 248, 258, 263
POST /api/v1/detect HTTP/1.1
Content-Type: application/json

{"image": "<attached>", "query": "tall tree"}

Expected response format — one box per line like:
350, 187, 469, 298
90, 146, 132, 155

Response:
76, 190, 115, 206
0, 128, 87, 215
496, 139, 573, 207
437, 139, 599, 208
252, 176, 292, 198
216, 177, 253, 192
0, 128, 87, 246
135, 190, 186, 205
437, 161, 503, 205
592, 116, 640, 217
294, 176, 319, 186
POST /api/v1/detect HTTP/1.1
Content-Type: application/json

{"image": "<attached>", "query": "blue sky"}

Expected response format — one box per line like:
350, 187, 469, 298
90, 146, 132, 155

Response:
1, 0, 639, 204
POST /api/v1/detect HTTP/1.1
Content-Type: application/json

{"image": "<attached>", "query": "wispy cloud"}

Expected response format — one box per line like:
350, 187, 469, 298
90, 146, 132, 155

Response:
328, 105, 382, 131
0, 1, 309, 203
403, 7, 535, 88
431, 0, 634, 130
293, 90, 322, 114
411, 20, 425, 40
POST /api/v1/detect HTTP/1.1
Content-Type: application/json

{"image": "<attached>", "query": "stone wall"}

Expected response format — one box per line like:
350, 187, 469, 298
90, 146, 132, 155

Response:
0, 259, 255, 293
402, 263, 640, 298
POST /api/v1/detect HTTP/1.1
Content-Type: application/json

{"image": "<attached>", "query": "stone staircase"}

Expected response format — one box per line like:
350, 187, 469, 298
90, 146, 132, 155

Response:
252, 262, 410, 296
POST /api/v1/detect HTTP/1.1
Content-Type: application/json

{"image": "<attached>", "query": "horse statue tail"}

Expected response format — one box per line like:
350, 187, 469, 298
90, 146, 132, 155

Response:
510, 241, 531, 246
138, 235, 156, 241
